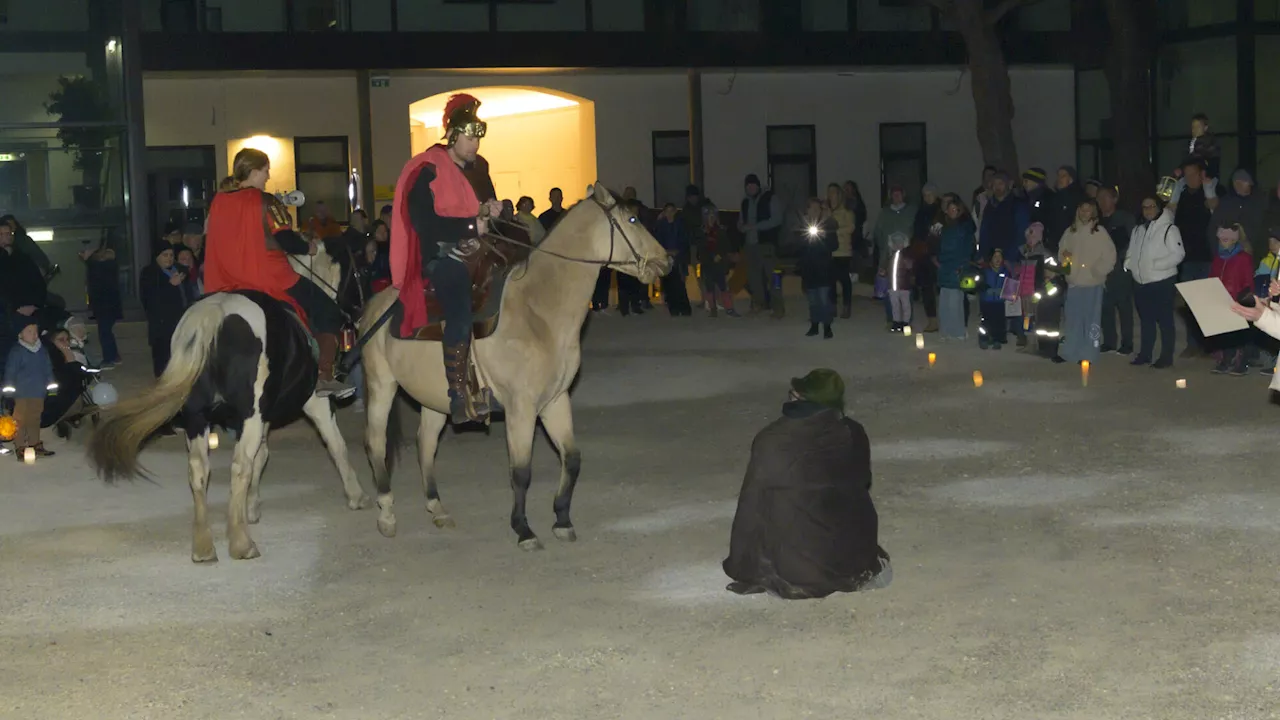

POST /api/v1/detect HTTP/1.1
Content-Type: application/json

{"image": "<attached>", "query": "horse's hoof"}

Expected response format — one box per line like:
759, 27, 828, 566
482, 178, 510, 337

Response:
378, 518, 397, 538
432, 515, 456, 529
348, 493, 371, 511
518, 537, 543, 552
247, 508, 261, 525
191, 550, 218, 564
230, 542, 261, 560
552, 526, 577, 542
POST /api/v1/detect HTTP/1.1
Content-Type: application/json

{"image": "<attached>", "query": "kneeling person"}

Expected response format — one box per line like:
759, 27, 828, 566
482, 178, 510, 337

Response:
723, 369, 890, 599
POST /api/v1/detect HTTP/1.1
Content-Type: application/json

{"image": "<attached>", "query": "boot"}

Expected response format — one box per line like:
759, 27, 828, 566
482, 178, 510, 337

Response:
315, 333, 356, 400
840, 302, 852, 319
805, 323, 819, 337
444, 341, 487, 426
823, 324, 833, 339
924, 318, 939, 333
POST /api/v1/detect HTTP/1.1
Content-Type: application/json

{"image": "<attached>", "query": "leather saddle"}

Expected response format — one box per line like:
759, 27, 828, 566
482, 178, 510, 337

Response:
390, 221, 532, 342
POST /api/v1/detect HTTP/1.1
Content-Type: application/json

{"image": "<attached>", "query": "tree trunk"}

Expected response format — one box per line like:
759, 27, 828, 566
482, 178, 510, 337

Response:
1104, 0, 1157, 214
952, 3, 1021, 176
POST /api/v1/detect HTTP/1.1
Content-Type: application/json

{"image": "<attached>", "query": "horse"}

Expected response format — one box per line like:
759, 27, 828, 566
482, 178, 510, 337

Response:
359, 183, 672, 548
88, 287, 372, 563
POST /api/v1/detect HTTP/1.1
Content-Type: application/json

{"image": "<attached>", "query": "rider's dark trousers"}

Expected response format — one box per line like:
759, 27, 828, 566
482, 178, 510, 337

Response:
427, 257, 472, 347
286, 276, 343, 335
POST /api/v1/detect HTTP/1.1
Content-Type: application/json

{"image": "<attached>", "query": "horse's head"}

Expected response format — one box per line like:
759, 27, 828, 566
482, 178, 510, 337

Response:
573, 182, 671, 284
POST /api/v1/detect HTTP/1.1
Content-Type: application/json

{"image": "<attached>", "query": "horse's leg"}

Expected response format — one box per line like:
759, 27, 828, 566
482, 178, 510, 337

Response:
505, 403, 541, 550
187, 429, 217, 563
247, 443, 267, 525
417, 409, 453, 528
303, 394, 370, 511
364, 354, 400, 538
539, 392, 581, 542
227, 416, 265, 560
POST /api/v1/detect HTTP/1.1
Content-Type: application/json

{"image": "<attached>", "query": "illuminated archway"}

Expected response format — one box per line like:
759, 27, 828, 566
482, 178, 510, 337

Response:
408, 87, 597, 213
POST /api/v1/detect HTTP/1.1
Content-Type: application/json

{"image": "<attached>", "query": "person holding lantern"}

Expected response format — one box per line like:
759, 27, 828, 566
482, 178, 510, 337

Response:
2, 317, 56, 459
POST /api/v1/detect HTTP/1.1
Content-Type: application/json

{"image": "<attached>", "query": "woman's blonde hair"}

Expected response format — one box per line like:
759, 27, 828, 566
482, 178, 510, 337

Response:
220, 147, 270, 190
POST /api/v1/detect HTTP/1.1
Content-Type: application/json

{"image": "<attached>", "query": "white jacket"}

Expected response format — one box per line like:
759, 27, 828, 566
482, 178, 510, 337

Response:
1125, 209, 1185, 285
1251, 305, 1280, 391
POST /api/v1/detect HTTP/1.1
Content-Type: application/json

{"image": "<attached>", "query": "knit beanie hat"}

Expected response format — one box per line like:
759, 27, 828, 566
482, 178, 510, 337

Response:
744, 174, 761, 188
1085, 178, 1103, 190
790, 368, 845, 412
1025, 222, 1045, 245
1232, 168, 1255, 186
1022, 167, 1047, 183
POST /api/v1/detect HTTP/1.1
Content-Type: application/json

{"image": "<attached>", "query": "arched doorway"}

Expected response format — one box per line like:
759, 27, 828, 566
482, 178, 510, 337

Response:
408, 87, 597, 213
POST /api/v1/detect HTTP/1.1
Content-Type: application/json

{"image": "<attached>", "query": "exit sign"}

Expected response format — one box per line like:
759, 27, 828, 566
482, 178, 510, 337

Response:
371, 74, 390, 88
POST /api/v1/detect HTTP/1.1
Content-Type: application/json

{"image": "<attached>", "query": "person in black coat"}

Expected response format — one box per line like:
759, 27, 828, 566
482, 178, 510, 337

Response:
139, 243, 190, 378
723, 369, 891, 599
80, 240, 123, 367
0, 222, 48, 331
793, 198, 840, 339
1044, 165, 1085, 253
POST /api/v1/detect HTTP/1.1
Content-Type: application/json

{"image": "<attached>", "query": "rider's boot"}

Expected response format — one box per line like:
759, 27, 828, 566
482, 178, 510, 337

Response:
315, 333, 356, 400
444, 340, 488, 425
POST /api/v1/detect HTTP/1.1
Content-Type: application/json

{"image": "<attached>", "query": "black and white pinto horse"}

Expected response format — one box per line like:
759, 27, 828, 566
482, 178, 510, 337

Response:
89, 283, 370, 563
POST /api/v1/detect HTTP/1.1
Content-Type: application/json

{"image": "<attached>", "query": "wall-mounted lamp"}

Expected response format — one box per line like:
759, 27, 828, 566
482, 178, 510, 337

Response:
106, 39, 119, 53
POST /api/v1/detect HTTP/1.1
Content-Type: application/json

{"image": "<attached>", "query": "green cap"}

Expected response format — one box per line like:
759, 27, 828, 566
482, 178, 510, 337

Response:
790, 368, 845, 411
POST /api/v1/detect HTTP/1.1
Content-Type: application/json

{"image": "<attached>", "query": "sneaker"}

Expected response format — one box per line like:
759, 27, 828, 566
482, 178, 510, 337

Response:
1131, 356, 1151, 366
316, 378, 357, 400
1229, 361, 1249, 377
725, 309, 741, 318
1099, 344, 1115, 354
1151, 359, 1173, 369
805, 324, 819, 337
1211, 360, 1229, 374
1117, 346, 1134, 355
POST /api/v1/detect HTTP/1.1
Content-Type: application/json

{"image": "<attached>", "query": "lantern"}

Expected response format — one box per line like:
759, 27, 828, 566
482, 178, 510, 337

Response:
23, 447, 35, 464
972, 370, 984, 388
208, 432, 220, 450
0, 415, 17, 442
928, 352, 936, 367
915, 334, 925, 350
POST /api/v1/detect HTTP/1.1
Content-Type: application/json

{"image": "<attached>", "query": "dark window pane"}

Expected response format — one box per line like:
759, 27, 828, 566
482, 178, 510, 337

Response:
768, 126, 814, 156
0, 0, 90, 30
1160, 0, 1235, 30
351, 0, 393, 30
1014, 0, 1069, 30
197, 0, 287, 31
857, 0, 930, 31
1260, 0, 1280, 22
1077, 69, 1110, 141
592, 0, 643, 30
297, 170, 350, 222
293, 0, 340, 30
882, 157, 924, 203
1156, 38, 1237, 136
498, 0, 586, 30
769, 161, 815, 227
653, 132, 690, 161
687, 0, 759, 31
1257, 135, 1280, 192
802, 0, 847, 30
397, 0, 488, 30
0, 52, 128, 125
1257, 37, 1280, 131
297, 139, 348, 168
653, 163, 690, 210
879, 124, 924, 154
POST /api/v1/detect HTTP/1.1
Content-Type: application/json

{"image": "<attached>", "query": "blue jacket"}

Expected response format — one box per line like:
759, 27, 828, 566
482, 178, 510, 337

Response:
937, 220, 977, 290
3, 342, 54, 400
979, 265, 1010, 303
980, 195, 1029, 262
653, 216, 690, 270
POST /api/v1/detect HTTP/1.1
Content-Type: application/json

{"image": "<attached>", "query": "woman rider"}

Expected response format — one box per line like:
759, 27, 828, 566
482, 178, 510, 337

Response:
204, 147, 354, 398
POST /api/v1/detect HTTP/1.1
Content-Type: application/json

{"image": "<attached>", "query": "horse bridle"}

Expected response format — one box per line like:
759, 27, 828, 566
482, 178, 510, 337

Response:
484, 196, 649, 276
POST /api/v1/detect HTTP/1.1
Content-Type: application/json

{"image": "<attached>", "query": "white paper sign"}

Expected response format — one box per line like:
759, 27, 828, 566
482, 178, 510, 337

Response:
1176, 278, 1250, 337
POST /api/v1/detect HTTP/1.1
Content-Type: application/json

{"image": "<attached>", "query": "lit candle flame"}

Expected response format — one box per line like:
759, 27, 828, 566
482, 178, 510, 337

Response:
208, 432, 220, 450
1081, 360, 1089, 387
972, 370, 983, 388
928, 352, 936, 367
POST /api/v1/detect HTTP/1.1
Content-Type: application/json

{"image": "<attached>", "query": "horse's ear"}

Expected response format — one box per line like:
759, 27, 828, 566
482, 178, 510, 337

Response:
592, 182, 610, 204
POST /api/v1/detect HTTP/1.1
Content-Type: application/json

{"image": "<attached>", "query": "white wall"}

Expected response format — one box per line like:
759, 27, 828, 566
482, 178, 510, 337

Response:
143, 74, 361, 182
700, 67, 1075, 226
367, 72, 689, 206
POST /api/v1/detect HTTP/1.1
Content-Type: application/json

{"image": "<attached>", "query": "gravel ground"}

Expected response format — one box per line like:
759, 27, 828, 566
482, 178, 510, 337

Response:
2, 304, 1279, 720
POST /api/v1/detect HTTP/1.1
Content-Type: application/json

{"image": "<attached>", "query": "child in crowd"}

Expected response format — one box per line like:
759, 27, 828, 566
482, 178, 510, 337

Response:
886, 234, 914, 332
697, 205, 738, 318
2, 318, 56, 458
1171, 113, 1221, 205
1014, 222, 1048, 349
1253, 229, 1280, 375
795, 198, 838, 338
1211, 223, 1254, 375
978, 248, 1011, 350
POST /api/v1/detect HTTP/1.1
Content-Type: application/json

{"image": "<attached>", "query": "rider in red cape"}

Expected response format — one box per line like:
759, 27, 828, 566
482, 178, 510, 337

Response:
390, 93, 503, 425
204, 147, 355, 399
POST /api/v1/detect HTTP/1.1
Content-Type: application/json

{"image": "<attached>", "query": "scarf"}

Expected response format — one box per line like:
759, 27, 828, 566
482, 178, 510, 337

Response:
18, 338, 41, 353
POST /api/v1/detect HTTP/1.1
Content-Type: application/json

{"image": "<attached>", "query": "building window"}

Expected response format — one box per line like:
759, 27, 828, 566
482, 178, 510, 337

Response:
686, 0, 759, 31
1156, 38, 1237, 177
292, 0, 342, 31
145, 145, 218, 242
879, 122, 926, 205
766, 125, 817, 225
652, 130, 690, 210
294, 136, 351, 222
1158, 0, 1235, 30
859, 0, 931, 31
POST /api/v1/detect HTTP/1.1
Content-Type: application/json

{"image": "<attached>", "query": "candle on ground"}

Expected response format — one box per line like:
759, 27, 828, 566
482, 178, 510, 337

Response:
972, 370, 983, 388
928, 352, 936, 367
208, 432, 220, 450
1176, 378, 1187, 389
915, 334, 925, 349
23, 447, 35, 464
1081, 360, 1090, 387
903, 326, 913, 337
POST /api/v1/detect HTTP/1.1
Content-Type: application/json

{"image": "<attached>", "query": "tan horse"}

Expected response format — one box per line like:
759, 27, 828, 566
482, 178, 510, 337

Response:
359, 184, 671, 548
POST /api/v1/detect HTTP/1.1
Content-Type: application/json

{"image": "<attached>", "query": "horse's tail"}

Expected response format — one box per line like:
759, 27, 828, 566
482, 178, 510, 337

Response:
89, 298, 225, 481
